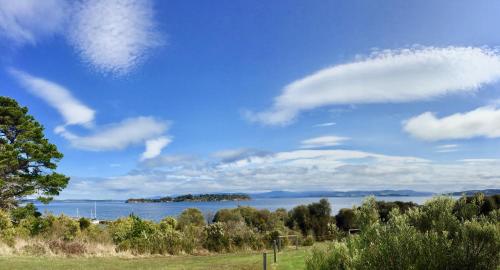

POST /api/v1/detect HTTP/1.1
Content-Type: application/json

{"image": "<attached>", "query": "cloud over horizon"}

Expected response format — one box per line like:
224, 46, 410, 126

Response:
59, 148, 499, 199
246, 47, 500, 125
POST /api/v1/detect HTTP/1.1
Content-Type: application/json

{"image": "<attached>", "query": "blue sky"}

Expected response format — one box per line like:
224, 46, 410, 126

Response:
1, 0, 500, 199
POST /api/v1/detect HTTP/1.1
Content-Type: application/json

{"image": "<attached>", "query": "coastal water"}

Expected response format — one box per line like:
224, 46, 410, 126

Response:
32, 196, 446, 221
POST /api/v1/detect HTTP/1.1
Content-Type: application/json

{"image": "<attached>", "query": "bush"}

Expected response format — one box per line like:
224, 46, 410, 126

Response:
78, 217, 91, 230
303, 235, 315, 246
10, 203, 40, 225
203, 222, 229, 252
0, 209, 12, 231
305, 242, 352, 270
306, 198, 500, 270
178, 208, 205, 229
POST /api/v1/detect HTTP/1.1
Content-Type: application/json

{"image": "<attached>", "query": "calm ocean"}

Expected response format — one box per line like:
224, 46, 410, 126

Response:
32, 196, 446, 221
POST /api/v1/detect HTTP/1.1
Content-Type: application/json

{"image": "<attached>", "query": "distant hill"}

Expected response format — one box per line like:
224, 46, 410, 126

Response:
250, 190, 434, 199
447, 189, 500, 196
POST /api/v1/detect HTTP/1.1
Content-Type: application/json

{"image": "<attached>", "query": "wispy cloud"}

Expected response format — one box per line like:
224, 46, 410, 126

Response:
57, 117, 169, 151
68, 0, 163, 75
435, 144, 459, 153
141, 136, 172, 160
9, 68, 95, 127
300, 135, 349, 148
313, 122, 336, 128
404, 106, 500, 141
11, 69, 171, 156
0, 0, 69, 44
246, 47, 500, 125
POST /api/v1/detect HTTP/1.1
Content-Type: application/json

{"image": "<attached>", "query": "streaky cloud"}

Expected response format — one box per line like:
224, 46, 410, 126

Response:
246, 47, 500, 125
9, 68, 95, 127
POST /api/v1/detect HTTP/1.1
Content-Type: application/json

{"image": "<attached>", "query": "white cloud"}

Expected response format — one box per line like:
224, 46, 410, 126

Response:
10, 69, 171, 156
300, 135, 349, 148
9, 68, 95, 127
57, 117, 169, 151
435, 144, 459, 153
246, 47, 500, 125
68, 0, 163, 75
313, 122, 336, 127
0, 0, 69, 44
61, 148, 500, 199
404, 106, 500, 141
141, 136, 171, 160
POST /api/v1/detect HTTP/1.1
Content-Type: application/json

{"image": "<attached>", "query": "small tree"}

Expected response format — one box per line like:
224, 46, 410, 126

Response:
0, 96, 69, 209
177, 208, 205, 229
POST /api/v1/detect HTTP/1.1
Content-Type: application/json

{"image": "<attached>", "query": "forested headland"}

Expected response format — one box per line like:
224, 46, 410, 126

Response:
126, 193, 251, 203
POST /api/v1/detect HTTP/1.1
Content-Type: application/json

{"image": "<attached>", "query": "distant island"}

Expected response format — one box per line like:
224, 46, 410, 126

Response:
126, 193, 251, 203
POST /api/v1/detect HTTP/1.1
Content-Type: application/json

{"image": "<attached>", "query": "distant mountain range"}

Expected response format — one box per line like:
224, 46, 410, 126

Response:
249, 190, 435, 199
446, 189, 500, 196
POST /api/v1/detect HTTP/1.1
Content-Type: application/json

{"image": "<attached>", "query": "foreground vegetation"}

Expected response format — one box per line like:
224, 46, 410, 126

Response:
306, 194, 500, 270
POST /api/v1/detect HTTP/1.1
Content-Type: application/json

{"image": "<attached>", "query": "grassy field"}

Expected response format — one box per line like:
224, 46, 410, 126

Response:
0, 245, 318, 270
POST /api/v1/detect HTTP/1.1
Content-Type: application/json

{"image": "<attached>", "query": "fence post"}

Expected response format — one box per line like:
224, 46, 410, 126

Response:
278, 238, 281, 252
295, 236, 299, 250
263, 252, 267, 270
273, 240, 277, 263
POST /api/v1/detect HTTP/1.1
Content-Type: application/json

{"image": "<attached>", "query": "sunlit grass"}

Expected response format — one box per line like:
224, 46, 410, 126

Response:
0, 243, 324, 270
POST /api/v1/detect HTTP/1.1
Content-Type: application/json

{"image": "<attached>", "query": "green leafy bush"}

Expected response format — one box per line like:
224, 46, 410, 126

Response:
306, 195, 500, 270
203, 222, 229, 252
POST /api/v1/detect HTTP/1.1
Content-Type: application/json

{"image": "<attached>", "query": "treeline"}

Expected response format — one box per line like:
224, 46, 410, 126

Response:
126, 193, 251, 203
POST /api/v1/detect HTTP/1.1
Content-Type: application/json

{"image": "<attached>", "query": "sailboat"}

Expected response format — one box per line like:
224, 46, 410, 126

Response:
91, 201, 100, 224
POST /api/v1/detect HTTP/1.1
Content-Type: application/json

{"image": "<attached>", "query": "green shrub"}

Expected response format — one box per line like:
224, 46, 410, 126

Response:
46, 215, 81, 241
303, 235, 315, 246
450, 220, 500, 269
306, 198, 500, 270
305, 242, 352, 270
78, 217, 91, 230
0, 209, 12, 230
180, 225, 202, 254
10, 203, 40, 225
203, 222, 229, 252
178, 208, 205, 229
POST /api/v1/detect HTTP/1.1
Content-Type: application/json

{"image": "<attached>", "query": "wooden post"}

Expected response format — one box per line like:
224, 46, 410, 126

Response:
295, 236, 299, 250
273, 240, 277, 263
278, 238, 281, 252
263, 252, 267, 270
